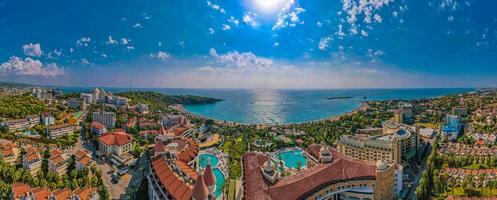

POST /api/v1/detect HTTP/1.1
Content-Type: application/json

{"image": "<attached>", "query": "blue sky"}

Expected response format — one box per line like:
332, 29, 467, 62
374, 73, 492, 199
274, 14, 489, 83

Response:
0, 0, 496, 88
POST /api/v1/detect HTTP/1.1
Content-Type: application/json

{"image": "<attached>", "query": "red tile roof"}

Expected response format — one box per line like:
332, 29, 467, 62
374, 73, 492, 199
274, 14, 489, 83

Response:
91, 121, 105, 129
99, 131, 133, 146
11, 183, 31, 199
192, 174, 209, 200
52, 188, 72, 200
49, 123, 74, 130
150, 157, 194, 200
74, 187, 94, 200
50, 149, 63, 158
50, 155, 65, 165
26, 152, 41, 162
203, 162, 216, 187
1, 148, 14, 157
242, 148, 377, 200
31, 187, 51, 200
77, 155, 93, 166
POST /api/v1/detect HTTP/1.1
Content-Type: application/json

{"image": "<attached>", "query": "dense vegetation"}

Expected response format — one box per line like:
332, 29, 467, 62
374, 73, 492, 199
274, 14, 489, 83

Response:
0, 150, 109, 199
118, 91, 221, 112
0, 94, 48, 119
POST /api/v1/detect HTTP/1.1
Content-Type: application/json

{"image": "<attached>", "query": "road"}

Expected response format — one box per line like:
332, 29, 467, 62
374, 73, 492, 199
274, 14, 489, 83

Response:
407, 143, 432, 200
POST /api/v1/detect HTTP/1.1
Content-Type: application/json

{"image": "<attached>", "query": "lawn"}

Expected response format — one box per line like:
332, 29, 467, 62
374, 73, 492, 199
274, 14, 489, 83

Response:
227, 179, 237, 200
416, 122, 439, 129
464, 163, 490, 170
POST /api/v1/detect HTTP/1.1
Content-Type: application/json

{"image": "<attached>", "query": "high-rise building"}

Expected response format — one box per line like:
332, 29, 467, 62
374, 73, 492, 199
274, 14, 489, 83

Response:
92, 111, 116, 128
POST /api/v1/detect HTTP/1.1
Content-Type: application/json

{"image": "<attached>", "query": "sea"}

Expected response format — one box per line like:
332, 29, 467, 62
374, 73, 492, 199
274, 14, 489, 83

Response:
60, 87, 474, 125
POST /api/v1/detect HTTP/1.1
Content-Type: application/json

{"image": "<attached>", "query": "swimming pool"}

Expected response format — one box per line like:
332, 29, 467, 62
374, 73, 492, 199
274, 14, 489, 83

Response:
277, 149, 308, 169
198, 153, 225, 199
198, 154, 219, 168
213, 168, 225, 199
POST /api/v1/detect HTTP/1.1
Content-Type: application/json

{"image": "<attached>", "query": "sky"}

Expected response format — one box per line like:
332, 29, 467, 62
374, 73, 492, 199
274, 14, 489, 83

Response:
0, 0, 496, 89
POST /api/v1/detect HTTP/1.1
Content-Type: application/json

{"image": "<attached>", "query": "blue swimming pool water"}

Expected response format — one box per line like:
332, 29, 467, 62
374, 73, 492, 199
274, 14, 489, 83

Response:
213, 168, 225, 199
277, 149, 308, 169
198, 154, 219, 168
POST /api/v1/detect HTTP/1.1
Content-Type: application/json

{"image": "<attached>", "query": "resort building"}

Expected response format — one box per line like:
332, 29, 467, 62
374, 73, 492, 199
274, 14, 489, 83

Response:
91, 121, 108, 136
32, 88, 54, 100
0, 141, 18, 165
242, 145, 402, 200
11, 183, 31, 200
438, 143, 497, 156
67, 98, 86, 109
161, 114, 188, 129
40, 112, 55, 126
2, 115, 40, 133
22, 147, 42, 175
81, 93, 93, 104
49, 155, 68, 175
75, 149, 94, 170
92, 111, 116, 128
442, 115, 463, 141
337, 121, 419, 165
98, 131, 134, 166
419, 128, 436, 139
147, 135, 220, 200
46, 123, 75, 139
10, 183, 99, 200
136, 103, 150, 114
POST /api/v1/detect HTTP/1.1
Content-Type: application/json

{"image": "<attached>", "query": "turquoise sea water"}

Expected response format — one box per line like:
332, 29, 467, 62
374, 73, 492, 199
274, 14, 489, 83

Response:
60, 87, 473, 124
277, 149, 308, 169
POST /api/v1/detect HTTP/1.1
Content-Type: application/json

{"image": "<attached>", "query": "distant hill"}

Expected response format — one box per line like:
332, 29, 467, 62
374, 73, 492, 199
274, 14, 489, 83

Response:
0, 81, 37, 88
118, 91, 222, 111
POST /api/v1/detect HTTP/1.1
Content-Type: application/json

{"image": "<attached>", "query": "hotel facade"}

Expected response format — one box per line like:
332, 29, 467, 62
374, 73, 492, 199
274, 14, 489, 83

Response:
242, 144, 402, 200
336, 121, 419, 165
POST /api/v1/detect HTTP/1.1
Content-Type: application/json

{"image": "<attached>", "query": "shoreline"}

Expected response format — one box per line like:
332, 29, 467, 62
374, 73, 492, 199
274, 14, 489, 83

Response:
172, 101, 369, 127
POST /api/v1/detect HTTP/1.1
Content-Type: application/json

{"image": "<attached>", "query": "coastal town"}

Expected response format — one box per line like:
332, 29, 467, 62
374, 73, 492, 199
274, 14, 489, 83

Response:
0, 83, 496, 200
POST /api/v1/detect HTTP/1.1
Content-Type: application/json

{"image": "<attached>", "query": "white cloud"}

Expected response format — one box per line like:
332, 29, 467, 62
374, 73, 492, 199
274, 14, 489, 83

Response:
0, 56, 63, 77
47, 49, 62, 59
317, 21, 323, 27
207, 48, 289, 72
150, 51, 171, 61
373, 14, 383, 23
80, 58, 90, 65
132, 23, 142, 29
121, 38, 130, 45
228, 16, 239, 26
206, 1, 226, 13
340, 0, 395, 36
272, 0, 305, 30
318, 36, 332, 50
222, 24, 231, 31
208, 28, 216, 35
76, 37, 91, 47
274, 42, 280, 47
361, 30, 369, 37
22, 43, 43, 57
243, 12, 259, 28
106, 36, 118, 45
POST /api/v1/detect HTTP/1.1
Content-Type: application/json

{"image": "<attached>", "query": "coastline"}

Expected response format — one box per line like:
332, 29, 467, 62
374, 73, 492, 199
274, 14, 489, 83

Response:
323, 101, 369, 122
172, 101, 369, 127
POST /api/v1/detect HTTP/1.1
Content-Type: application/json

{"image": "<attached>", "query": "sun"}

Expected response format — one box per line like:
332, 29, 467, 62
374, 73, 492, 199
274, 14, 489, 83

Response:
253, 0, 285, 13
